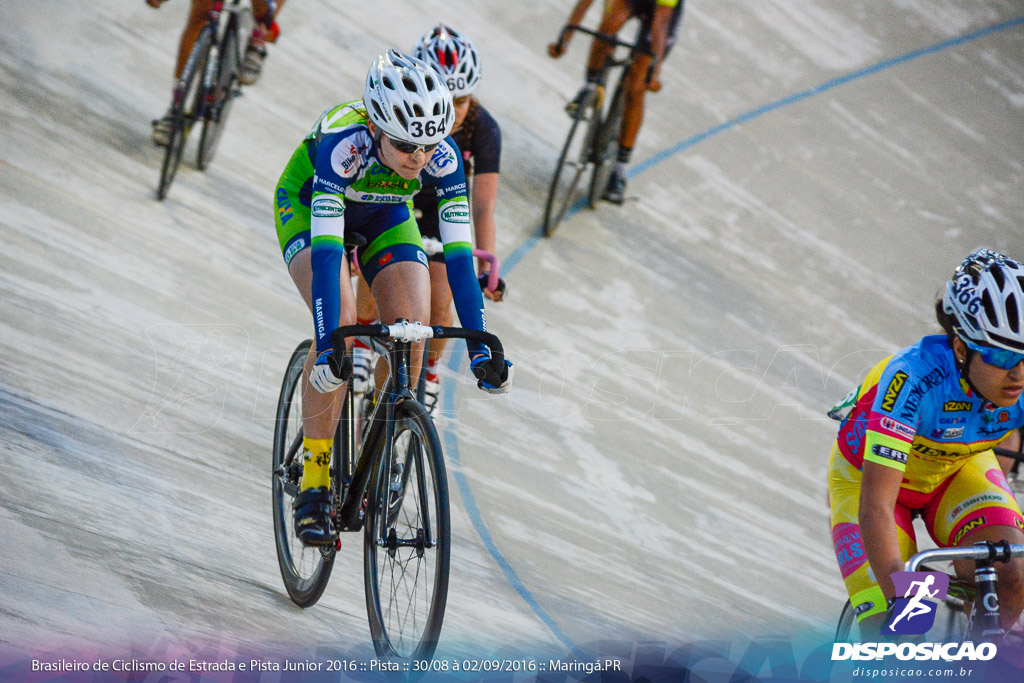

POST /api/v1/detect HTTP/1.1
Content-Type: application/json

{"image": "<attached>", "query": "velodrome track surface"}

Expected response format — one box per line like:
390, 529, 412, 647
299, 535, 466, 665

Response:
2, 0, 1023, 666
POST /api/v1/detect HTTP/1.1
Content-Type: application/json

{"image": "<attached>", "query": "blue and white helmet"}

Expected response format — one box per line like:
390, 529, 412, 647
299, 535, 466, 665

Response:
363, 49, 454, 146
942, 248, 1024, 351
413, 24, 482, 98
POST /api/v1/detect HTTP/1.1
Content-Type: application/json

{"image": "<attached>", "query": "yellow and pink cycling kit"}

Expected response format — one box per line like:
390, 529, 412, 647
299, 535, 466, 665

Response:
828, 335, 1024, 621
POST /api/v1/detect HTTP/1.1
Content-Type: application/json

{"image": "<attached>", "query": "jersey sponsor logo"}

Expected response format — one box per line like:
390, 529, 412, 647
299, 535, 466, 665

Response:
283, 238, 306, 263
898, 367, 949, 421
931, 426, 965, 439
276, 188, 294, 225
843, 412, 869, 454
416, 250, 428, 266
331, 143, 360, 178
880, 371, 908, 412
948, 494, 1006, 522
871, 444, 908, 465
944, 401, 972, 412
952, 516, 985, 545
311, 197, 345, 218
999, 411, 1010, 423
879, 416, 915, 439
314, 175, 346, 195
377, 252, 394, 268
938, 416, 965, 425
439, 203, 470, 224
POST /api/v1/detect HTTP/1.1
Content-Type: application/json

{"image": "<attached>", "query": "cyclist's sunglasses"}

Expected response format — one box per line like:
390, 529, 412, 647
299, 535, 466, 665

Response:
965, 339, 1024, 370
386, 135, 438, 155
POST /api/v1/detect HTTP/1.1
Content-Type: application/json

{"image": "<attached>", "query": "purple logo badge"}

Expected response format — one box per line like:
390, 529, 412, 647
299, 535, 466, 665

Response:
885, 571, 949, 635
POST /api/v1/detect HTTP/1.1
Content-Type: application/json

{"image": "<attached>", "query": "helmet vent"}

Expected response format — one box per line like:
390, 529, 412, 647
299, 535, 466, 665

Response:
402, 75, 417, 92
991, 265, 1006, 290
411, 103, 424, 118
982, 290, 998, 327
1008, 295, 1020, 334
391, 106, 408, 130
382, 76, 395, 90
370, 100, 387, 121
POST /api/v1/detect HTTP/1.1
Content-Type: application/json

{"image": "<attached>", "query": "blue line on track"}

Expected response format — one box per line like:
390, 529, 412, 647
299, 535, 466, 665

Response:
441, 14, 1023, 650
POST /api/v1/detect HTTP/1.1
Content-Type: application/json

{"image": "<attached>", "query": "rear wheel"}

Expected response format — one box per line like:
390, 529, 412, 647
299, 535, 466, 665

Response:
364, 399, 450, 661
587, 83, 625, 207
542, 86, 600, 237
272, 339, 336, 607
157, 28, 212, 200
198, 17, 241, 170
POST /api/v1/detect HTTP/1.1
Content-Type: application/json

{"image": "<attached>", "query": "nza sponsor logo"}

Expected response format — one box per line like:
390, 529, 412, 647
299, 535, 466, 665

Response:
880, 371, 908, 412
953, 517, 986, 545
943, 400, 972, 412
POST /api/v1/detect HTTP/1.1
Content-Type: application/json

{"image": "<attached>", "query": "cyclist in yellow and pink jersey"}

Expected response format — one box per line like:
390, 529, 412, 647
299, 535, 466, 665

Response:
146, 0, 284, 145
548, 0, 684, 203
828, 249, 1024, 634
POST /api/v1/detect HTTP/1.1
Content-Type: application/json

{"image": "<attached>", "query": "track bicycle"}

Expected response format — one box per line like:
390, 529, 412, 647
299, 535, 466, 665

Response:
156, 0, 276, 200
834, 444, 1024, 644
542, 24, 651, 237
271, 319, 506, 661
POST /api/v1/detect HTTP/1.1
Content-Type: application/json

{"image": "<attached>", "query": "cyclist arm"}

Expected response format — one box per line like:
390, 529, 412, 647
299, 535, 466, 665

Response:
647, 3, 676, 91
859, 460, 906, 601
996, 428, 1022, 476
425, 140, 487, 357
309, 137, 357, 355
858, 363, 922, 600
549, 0, 597, 57
468, 109, 502, 297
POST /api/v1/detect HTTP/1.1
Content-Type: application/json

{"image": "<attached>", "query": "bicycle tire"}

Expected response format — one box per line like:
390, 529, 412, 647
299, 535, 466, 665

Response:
272, 339, 336, 607
542, 89, 600, 237
587, 81, 626, 208
363, 398, 450, 661
197, 14, 242, 170
157, 28, 212, 200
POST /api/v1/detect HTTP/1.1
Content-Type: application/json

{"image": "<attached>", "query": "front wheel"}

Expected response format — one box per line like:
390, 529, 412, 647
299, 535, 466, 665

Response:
157, 28, 212, 200
364, 399, 450, 661
272, 339, 336, 607
542, 87, 600, 237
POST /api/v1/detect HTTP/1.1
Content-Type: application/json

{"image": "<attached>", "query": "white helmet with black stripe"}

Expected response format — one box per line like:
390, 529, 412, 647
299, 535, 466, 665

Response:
943, 248, 1024, 352
363, 49, 454, 145
413, 24, 482, 97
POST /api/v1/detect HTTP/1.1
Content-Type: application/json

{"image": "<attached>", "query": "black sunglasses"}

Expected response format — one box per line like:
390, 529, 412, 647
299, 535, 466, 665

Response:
386, 135, 438, 155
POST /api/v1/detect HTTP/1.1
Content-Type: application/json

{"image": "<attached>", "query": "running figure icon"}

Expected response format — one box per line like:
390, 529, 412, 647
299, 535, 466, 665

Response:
887, 575, 939, 631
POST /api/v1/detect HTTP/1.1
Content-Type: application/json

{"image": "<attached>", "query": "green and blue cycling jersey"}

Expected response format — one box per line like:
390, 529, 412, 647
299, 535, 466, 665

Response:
275, 100, 486, 357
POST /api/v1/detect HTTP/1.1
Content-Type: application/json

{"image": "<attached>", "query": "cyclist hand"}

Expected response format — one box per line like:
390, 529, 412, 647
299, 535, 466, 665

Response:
310, 349, 351, 394
471, 354, 513, 394
478, 272, 507, 302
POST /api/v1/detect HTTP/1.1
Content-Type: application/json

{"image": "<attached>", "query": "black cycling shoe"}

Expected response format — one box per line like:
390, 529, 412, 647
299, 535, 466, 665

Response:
603, 171, 627, 205
293, 487, 333, 546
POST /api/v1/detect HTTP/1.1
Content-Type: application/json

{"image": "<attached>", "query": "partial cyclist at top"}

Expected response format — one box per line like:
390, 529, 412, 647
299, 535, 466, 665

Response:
272, 49, 513, 546
827, 249, 1024, 638
350, 24, 508, 414
548, 0, 684, 204
147, 0, 284, 145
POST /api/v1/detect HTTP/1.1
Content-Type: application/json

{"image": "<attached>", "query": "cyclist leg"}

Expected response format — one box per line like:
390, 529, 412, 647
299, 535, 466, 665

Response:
586, 0, 633, 78
153, 0, 217, 145
351, 273, 381, 394
829, 445, 918, 633
422, 260, 453, 413
354, 203, 430, 387
241, 0, 286, 85
929, 452, 1024, 630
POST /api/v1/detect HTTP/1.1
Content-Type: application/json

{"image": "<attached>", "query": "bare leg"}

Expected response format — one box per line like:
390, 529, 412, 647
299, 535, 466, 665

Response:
370, 261, 431, 387
426, 260, 454, 369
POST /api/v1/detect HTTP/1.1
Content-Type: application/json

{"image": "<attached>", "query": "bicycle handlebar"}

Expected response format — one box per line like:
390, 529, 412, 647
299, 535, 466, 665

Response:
564, 24, 642, 52
906, 541, 1024, 572
331, 322, 504, 366
417, 237, 502, 294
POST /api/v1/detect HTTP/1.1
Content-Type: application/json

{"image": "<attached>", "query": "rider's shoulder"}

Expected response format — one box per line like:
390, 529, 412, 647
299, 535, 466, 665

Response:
888, 335, 953, 374
423, 137, 463, 179
311, 100, 371, 139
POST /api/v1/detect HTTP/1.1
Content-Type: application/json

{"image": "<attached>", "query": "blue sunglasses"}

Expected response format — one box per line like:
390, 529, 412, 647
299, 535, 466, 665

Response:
964, 340, 1024, 370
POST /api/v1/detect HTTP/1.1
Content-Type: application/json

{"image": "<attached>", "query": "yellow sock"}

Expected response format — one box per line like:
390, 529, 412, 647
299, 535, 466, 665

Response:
300, 437, 333, 491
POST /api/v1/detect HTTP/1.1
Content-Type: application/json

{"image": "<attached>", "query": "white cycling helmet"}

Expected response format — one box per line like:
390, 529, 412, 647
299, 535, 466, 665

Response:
412, 24, 482, 97
942, 248, 1024, 352
363, 49, 454, 146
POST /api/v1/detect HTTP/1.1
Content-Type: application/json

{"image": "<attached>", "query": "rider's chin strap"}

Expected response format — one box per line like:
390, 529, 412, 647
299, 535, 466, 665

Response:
953, 335, 997, 407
